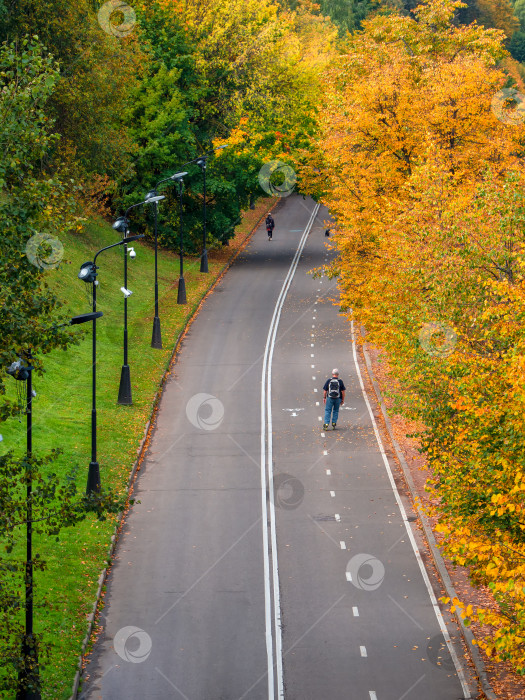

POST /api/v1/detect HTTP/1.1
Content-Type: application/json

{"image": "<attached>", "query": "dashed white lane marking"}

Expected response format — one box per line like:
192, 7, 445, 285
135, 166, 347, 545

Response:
311, 365, 315, 369
313, 316, 316, 320
316, 401, 320, 406
311, 343, 314, 347
360, 646, 367, 657
346, 571, 352, 581
326, 469, 331, 475
323, 450, 328, 455
369, 693, 377, 700
321, 432, 325, 437
311, 333, 314, 337
318, 417, 322, 421
335, 513, 341, 522
311, 353, 314, 357
312, 376, 316, 380
340, 541, 346, 549
330, 491, 335, 497
353, 607, 359, 617
314, 388, 318, 392
312, 324, 315, 328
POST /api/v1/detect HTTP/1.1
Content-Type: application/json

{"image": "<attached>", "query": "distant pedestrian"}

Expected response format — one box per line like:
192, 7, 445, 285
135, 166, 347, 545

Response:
266, 214, 275, 240
322, 368, 345, 430
325, 228, 330, 237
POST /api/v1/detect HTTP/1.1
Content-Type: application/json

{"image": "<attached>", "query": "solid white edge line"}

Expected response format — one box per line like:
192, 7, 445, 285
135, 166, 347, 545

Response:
261, 308, 275, 699
263, 203, 320, 699
350, 320, 471, 698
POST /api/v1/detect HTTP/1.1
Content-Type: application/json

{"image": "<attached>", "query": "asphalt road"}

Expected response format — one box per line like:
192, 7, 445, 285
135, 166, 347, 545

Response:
80, 194, 474, 700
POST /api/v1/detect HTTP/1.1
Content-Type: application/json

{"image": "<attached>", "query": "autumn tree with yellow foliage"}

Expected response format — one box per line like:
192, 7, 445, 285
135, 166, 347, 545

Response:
305, 0, 525, 672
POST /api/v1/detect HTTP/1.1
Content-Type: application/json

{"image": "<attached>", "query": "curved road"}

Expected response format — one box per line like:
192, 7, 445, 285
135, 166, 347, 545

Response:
81, 195, 474, 700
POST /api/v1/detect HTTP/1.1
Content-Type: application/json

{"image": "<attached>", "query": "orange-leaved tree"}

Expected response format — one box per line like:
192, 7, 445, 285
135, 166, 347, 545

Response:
303, 0, 525, 671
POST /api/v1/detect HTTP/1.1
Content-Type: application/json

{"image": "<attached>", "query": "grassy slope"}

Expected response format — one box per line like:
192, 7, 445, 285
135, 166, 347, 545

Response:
0, 199, 272, 698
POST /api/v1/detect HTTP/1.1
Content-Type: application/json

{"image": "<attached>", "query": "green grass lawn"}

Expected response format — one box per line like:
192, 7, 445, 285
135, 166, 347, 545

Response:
0, 199, 271, 698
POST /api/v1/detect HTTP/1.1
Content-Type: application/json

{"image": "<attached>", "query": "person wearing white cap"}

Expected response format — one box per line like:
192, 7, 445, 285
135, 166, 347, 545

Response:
322, 368, 345, 430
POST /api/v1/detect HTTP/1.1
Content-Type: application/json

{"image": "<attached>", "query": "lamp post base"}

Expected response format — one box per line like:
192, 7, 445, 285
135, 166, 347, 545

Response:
86, 460, 101, 494
151, 316, 162, 349
177, 277, 187, 304
16, 634, 41, 700
200, 250, 209, 273
118, 364, 132, 405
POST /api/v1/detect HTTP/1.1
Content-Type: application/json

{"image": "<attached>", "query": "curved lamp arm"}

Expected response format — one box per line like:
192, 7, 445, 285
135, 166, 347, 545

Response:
93, 235, 144, 264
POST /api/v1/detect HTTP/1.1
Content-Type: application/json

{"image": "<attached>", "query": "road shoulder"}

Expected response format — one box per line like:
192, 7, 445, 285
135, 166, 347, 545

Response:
360, 337, 525, 700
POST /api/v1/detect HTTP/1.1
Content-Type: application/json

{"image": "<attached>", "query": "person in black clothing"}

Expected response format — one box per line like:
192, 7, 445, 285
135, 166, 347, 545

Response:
266, 214, 275, 240
322, 368, 346, 430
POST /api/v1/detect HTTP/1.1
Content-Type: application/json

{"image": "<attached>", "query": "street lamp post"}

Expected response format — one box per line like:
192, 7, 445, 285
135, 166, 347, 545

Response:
170, 172, 188, 304
196, 145, 227, 272
9, 352, 40, 700
112, 198, 162, 403
196, 157, 208, 273
8, 313, 100, 699
78, 236, 143, 491
150, 195, 162, 349
142, 185, 173, 349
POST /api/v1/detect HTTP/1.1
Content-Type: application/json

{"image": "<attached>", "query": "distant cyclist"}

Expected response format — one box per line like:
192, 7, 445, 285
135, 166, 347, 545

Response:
266, 214, 275, 240
323, 368, 346, 430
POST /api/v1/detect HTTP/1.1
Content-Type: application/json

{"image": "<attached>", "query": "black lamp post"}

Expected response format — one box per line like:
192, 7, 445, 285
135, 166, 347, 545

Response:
8, 313, 100, 699
196, 144, 227, 272
171, 171, 188, 304
78, 236, 143, 492
143, 186, 172, 349
196, 157, 209, 273
112, 200, 161, 404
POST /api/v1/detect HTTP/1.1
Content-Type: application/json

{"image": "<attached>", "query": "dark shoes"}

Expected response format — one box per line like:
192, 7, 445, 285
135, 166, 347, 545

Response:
323, 423, 329, 430
332, 422, 337, 429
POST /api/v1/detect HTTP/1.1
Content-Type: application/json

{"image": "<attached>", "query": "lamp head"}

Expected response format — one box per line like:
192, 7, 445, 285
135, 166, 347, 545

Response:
112, 216, 128, 234
170, 171, 188, 182
6, 359, 30, 381
78, 261, 97, 283
145, 192, 165, 204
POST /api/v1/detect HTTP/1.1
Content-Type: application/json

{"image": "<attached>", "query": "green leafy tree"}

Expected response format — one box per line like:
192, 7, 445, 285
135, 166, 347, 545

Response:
0, 37, 83, 421
509, 27, 525, 57
513, 0, 525, 26
285, 0, 375, 33
1, 0, 140, 181
121, 0, 335, 251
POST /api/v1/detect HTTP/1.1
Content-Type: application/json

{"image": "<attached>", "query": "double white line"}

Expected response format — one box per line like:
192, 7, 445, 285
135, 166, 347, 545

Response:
260, 203, 320, 699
